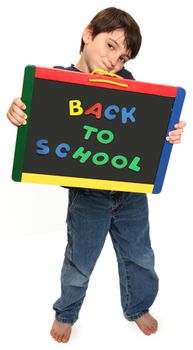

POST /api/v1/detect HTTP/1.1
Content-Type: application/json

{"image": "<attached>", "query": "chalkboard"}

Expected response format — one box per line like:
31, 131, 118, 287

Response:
12, 65, 186, 193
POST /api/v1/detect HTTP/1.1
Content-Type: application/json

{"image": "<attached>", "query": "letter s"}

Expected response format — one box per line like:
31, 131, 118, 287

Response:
36, 139, 50, 155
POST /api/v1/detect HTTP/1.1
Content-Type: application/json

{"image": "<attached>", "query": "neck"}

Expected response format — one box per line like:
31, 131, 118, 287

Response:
74, 55, 90, 73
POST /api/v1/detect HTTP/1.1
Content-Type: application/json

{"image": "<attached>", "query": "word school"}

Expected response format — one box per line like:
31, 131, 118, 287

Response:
36, 124, 141, 172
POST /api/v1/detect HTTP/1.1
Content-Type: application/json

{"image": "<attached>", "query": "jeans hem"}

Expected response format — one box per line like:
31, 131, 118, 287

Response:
55, 315, 77, 324
124, 309, 149, 321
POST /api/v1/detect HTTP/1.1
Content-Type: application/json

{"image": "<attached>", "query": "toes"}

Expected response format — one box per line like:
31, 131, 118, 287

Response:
143, 324, 158, 336
53, 334, 63, 342
144, 325, 157, 336
134, 315, 158, 336
50, 330, 61, 342
140, 325, 152, 336
61, 330, 71, 343
57, 336, 63, 343
61, 335, 70, 343
151, 320, 158, 333
145, 329, 152, 336
50, 328, 71, 343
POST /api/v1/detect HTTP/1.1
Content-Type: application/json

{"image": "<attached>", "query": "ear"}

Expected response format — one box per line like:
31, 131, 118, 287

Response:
82, 25, 93, 45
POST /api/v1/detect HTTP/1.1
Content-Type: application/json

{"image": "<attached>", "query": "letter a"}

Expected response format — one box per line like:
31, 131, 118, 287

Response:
84, 103, 102, 119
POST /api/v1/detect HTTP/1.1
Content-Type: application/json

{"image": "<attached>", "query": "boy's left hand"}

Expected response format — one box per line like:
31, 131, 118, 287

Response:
166, 120, 186, 144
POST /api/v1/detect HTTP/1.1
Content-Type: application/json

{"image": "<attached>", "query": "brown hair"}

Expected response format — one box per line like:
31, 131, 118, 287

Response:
80, 7, 142, 59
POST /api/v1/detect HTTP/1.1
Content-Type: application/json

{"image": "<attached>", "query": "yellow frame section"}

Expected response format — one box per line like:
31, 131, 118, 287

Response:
21, 173, 154, 193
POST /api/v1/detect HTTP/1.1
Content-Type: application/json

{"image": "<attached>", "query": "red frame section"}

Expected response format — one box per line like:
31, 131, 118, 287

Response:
35, 66, 178, 97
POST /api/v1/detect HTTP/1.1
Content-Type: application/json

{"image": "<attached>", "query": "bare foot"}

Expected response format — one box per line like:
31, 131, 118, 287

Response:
50, 320, 72, 343
134, 313, 158, 336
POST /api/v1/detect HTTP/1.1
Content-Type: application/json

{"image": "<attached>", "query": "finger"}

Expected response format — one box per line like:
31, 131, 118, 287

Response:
174, 120, 186, 128
168, 134, 181, 141
166, 135, 181, 143
11, 104, 27, 119
13, 97, 26, 110
7, 111, 27, 126
169, 139, 181, 144
9, 110, 27, 124
7, 111, 21, 126
168, 129, 183, 137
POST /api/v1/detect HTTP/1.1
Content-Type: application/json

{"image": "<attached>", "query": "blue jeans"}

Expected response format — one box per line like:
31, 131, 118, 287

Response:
53, 189, 158, 323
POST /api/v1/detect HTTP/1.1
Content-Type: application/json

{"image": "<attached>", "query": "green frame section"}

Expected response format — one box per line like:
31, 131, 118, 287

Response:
12, 65, 36, 181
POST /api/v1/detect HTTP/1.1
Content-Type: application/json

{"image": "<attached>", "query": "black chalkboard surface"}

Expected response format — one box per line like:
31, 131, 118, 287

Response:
12, 65, 186, 193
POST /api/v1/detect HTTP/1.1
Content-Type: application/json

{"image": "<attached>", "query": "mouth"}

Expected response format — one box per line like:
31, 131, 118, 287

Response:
102, 62, 111, 72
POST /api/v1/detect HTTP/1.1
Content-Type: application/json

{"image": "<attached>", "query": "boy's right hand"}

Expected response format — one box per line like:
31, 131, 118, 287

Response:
7, 97, 27, 126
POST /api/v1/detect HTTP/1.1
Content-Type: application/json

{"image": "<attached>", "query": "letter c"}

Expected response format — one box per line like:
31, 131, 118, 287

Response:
55, 143, 71, 158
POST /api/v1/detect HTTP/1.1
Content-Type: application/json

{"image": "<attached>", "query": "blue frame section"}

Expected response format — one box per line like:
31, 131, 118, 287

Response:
153, 87, 186, 193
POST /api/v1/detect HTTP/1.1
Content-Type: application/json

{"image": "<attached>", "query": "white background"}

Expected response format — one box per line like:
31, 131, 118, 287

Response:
0, 0, 192, 349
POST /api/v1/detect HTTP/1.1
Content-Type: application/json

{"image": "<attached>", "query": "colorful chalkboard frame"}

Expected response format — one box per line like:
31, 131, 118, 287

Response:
12, 65, 186, 193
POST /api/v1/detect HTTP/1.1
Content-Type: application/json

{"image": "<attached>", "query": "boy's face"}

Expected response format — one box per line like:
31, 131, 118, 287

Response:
81, 28, 131, 74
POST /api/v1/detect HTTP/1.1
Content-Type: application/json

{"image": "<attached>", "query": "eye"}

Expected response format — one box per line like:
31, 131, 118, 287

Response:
120, 56, 126, 64
107, 43, 114, 50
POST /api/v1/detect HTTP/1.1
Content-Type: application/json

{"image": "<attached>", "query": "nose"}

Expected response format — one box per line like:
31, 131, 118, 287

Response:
108, 57, 116, 67
108, 54, 118, 67
109, 58, 115, 67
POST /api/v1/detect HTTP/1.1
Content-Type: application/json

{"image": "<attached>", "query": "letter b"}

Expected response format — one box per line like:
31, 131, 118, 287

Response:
69, 100, 83, 116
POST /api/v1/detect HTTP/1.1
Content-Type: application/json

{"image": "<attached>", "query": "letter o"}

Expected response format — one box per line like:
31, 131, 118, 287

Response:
92, 152, 109, 165
97, 130, 114, 144
111, 155, 128, 169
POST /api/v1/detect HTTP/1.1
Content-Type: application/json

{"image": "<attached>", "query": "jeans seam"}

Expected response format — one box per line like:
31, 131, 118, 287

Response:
113, 241, 131, 317
68, 190, 80, 211
122, 257, 131, 315
114, 243, 148, 321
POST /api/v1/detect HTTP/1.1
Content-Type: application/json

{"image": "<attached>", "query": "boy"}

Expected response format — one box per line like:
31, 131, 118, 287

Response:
7, 7, 186, 342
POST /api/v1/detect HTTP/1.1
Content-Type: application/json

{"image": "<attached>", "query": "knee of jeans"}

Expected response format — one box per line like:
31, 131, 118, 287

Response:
124, 249, 155, 272
62, 263, 90, 288
64, 273, 89, 288
137, 251, 155, 270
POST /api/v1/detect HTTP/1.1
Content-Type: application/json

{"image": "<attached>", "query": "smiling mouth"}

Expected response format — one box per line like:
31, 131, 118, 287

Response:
102, 64, 112, 72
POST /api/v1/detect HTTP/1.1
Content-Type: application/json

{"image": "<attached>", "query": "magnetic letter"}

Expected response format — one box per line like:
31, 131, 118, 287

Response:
128, 156, 141, 172
69, 100, 83, 116
111, 155, 128, 169
36, 139, 50, 155
85, 103, 102, 119
97, 129, 114, 144
104, 105, 119, 120
122, 107, 136, 124
55, 143, 71, 158
92, 152, 109, 165
83, 125, 98, 140
72, 146, 92, 163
